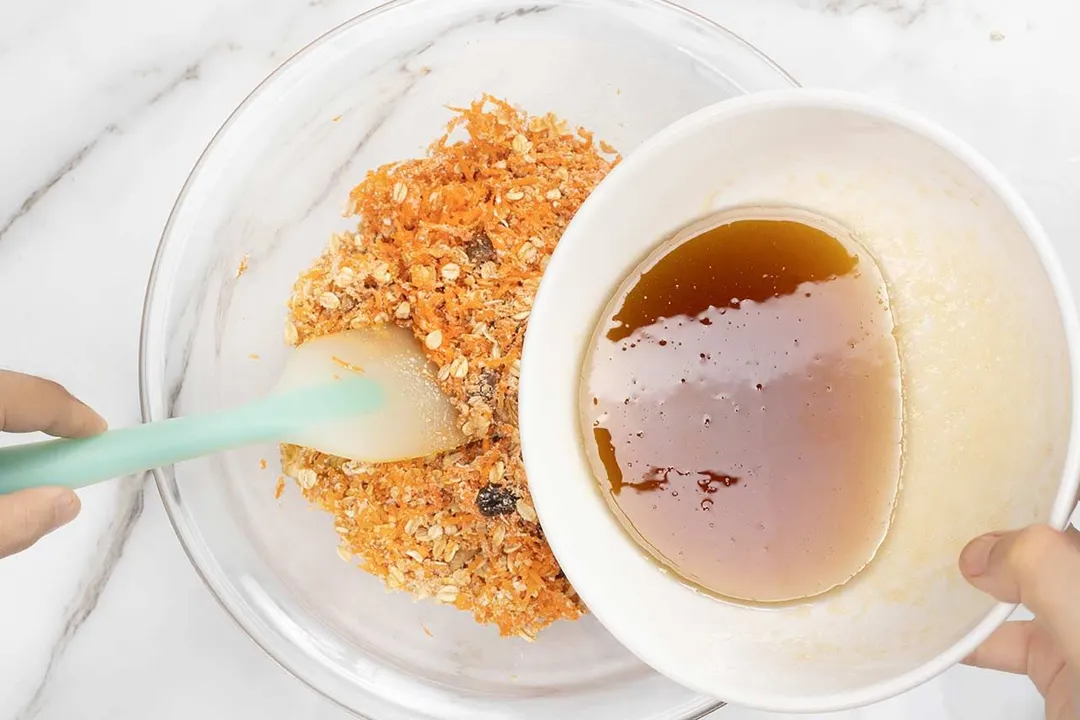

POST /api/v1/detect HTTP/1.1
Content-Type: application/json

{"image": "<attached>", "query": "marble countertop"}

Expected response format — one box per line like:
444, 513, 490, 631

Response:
1, 0, 1077, 718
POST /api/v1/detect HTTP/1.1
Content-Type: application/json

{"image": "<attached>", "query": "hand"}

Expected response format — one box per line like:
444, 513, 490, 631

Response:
960, 525, 1080, 720
0, 370, 106, 558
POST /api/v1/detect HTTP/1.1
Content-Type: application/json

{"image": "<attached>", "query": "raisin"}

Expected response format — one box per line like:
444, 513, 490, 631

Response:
476, 483, 517, 516
477, 368, 498, 399
465, 229, 497, 264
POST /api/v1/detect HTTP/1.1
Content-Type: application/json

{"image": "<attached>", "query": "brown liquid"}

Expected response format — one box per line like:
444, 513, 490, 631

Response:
581, 211, 903, 603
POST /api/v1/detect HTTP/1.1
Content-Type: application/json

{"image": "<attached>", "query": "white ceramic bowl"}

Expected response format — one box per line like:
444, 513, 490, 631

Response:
519, 88, 1080, 713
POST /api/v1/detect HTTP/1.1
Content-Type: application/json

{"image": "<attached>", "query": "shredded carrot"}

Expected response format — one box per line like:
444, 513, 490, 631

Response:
280, 96, 619, 639
331, 356, 364, 374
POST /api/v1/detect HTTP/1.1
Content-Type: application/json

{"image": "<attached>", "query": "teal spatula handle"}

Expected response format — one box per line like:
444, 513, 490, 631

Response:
0, 376, 384, 494
0, 397, 287, 494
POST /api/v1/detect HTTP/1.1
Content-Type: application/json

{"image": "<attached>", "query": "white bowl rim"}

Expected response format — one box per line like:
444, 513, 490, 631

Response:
519, 87, 1080, 713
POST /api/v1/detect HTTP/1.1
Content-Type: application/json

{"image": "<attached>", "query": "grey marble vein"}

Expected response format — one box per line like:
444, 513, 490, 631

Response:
164, 288, 202, 414
298, 2, 541, 221
12, 474, 148, 720
493, 4, 554, 23
817, 0, 932, 27
206, 65, 427, 361
189, 4, 569, 400
0, 124, 119, 243
145, 62, 202, 106
299, 67, 429, 220
0, 47, 227, 244
203, 42, 449, 361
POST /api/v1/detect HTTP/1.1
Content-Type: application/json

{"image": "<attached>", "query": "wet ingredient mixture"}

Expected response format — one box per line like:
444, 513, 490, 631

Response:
281, 96, 619, 638
582, 213, 903, 603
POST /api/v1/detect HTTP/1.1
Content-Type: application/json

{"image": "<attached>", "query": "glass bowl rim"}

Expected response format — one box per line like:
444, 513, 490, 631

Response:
138, 0, 798, 716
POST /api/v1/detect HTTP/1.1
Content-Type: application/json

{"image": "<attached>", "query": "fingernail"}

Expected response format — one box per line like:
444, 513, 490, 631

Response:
960, 533, 1001, 577
79, 401, 108, 434
52, 490, 81, 528
90, 412, 108, 434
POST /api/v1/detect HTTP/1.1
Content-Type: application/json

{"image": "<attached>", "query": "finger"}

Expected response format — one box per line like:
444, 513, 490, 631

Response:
960, 525, 1080, 666
961, 619, 1068, 698
0, 487, 81, 557
0, 370, 106, 438
962, 620, 1034, 675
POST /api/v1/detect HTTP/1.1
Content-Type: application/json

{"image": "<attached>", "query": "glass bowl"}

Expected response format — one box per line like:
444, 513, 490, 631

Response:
139, 0, 796, 717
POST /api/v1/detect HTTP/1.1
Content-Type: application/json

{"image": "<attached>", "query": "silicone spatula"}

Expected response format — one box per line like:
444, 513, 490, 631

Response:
0, 326, 464, 493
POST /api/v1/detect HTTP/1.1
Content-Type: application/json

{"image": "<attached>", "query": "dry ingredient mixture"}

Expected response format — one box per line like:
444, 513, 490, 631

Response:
280, 96, 619, 639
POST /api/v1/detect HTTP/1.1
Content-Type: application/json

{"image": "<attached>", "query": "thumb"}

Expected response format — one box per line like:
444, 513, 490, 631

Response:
960, 525, 1080, 667
0, 487, 81, 558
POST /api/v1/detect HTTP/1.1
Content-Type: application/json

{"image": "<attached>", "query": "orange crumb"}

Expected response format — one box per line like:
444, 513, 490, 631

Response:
259, 459, 268, 470
331, 356, 364, 373
274, 476, 285, 499
236, 254, 250, 278
249, 353, 261, 360
281, 95, 619, 639
422, 623, 433, 638
332, 114, 343, 122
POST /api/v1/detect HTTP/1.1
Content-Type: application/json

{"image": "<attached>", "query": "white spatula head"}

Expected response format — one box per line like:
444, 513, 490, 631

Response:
275, 326, 465, 462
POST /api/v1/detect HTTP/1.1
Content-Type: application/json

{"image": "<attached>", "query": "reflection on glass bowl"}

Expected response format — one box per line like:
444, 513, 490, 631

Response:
139, 0, 796, 717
